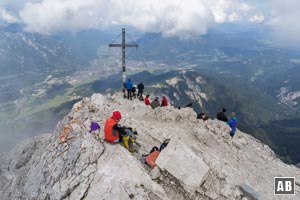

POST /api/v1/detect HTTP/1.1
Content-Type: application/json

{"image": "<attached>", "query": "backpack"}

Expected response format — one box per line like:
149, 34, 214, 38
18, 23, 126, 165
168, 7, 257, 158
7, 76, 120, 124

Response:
89, 122, 100, 133
124, 127, 140, 153
145, 150, 160, 168
144, 139, 170, 168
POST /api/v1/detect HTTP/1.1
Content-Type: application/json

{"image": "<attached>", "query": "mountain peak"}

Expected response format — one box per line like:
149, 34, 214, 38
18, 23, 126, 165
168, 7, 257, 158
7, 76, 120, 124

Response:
0, 93, 299, 199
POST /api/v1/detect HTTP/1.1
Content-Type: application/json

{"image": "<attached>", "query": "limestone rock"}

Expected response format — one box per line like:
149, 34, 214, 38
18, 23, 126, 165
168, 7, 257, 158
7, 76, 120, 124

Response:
0, 92, 300, 200
240, 183, 267, 200
151, 166, 161, 180
156, 137, 210, 194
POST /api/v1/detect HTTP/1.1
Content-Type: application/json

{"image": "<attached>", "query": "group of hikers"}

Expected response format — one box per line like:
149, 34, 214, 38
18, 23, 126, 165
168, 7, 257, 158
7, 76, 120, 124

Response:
144, 95, 168, 109
124, 79, 144, 100
101, 78, 237, 155
102, 106, 236, 151
89, 79, 238, 169
101, 107, 237, 168
216, 108, 238, 138
197, 107, 238, 138
124, 78, 169, 109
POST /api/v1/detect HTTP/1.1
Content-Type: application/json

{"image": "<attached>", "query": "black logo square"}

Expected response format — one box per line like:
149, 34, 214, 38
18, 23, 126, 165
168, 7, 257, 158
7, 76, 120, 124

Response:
274, 177, 295, 195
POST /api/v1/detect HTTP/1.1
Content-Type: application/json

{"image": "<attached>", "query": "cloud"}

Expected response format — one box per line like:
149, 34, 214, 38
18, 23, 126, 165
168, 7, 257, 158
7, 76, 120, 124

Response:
18, 0, 215, 38
16, 0, 256, 38
206, 0, 254, 23
0, 7, 18, 23
0, 0, 41, 13
265, 0, 300, 47
249, 14, 264, 23
2, 0, 300, 46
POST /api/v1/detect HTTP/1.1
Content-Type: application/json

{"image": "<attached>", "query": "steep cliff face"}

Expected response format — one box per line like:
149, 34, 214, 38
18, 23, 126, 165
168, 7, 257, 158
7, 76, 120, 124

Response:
0, 93, 299, 200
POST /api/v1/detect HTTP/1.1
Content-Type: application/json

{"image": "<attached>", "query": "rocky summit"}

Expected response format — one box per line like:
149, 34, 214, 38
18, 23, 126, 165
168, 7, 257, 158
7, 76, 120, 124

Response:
0, 93, 299, 200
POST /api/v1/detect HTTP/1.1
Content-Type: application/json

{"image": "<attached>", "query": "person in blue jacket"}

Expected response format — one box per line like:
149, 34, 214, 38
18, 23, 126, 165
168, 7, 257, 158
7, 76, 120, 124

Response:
126, 78, 133, 100
227, 112, 238, 138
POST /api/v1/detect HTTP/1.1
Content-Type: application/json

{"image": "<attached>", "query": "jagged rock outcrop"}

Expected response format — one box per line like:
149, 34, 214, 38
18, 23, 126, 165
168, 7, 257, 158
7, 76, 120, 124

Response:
0, 93, 299, 200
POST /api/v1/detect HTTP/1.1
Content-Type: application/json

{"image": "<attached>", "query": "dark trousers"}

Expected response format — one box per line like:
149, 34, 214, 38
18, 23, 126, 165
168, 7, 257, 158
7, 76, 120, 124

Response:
138, 90, 143, 97
127, 89, 132, 100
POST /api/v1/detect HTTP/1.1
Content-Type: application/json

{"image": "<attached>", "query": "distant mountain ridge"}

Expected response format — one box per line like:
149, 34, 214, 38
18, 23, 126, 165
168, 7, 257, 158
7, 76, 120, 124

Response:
0, 24, 74, 103
136, 30, 300, 111
0, 23, 117, 152
0, 23, 116, 102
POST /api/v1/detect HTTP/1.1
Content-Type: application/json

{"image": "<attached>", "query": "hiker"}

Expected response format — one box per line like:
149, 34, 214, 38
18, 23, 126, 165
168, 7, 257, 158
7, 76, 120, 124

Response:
144, 94, 150, 105
150, 97, 160, 109
197, 112, 209, 121
104, 110, 131, 150
227, 112, 238, 138
137, 81, 144, 97
217, 107, 228, 122
126, 78, 133, 100
197, 112, 204, 119
161, 96, 168, 107
132, 85, 137, 98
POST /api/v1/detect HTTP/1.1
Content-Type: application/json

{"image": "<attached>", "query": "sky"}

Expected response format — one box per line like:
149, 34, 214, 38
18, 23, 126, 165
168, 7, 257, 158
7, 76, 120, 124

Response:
0, 0, 300, 46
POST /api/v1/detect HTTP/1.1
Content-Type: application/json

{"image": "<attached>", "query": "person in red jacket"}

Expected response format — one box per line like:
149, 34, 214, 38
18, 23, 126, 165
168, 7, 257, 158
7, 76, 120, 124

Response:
104, 111, 129, 148
161, 96, 168, 107
144, 94, 150, 106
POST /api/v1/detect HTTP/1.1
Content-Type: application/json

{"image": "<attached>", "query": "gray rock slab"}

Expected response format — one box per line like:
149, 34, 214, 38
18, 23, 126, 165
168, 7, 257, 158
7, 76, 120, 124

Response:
240, 183, 267, 200
156, 137, 209, 194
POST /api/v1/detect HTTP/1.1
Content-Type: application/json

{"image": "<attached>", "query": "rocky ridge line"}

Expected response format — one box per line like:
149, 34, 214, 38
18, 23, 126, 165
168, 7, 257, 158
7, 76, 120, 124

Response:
0, 93, 299, 200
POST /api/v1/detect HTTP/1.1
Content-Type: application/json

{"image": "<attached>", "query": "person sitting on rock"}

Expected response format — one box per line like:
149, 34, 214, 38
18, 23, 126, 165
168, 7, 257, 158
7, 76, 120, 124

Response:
104, 110, 130, 150
217, 107, 228, 122
197, 112, 209, 121
150, 97, 160, 109
161, 96, 168, 107
144, 94, 150, 105
227, 112, 238, 138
